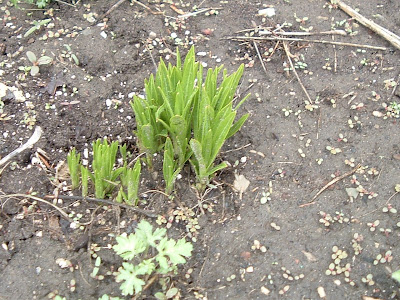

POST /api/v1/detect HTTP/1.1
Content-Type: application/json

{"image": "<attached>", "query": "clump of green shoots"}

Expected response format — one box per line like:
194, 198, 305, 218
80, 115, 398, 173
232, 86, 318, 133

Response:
67, 139, 141, 205
112, 220, 193, 297
131, 46, 249, 193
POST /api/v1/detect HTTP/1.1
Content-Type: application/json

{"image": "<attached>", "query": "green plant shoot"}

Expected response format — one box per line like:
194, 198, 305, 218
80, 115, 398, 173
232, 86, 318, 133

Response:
24, 19, 51, 37
190, 64, 249, 191
162, 137, 181, 194
91, 139, 124, 198
113, 220, 193, 296
67, 148, 80, 189
81, 165, 89, 197
131, 47, 200, 169
117, 159, 141, 205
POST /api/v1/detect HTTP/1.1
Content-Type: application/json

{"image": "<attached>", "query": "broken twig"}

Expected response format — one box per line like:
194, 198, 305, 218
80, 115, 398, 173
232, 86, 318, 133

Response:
253, 41, 268, 76
225, 36, 387, 50
282, 41, 313, 104
43, 195, 158, 218
259, 29, 347, 36
0, 126, 43, 167
0, 193, 73, 222
334, 0, 400, 50
299, 164, 361, 207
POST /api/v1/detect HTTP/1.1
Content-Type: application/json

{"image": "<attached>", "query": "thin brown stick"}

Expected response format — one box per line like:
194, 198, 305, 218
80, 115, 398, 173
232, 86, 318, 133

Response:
259, 29, 347, 36
132, 0, 163, 14
299, 164, 361, 207
356, 191, 399, 219
0, 193, 73, 222
253, 41, 268, 76
282, 41, 314, 104
221, 143, 251, 154
43, 195, 158, 218
100, 0, 126, 19
225, 36, 387, 50
334, 0, 400, 50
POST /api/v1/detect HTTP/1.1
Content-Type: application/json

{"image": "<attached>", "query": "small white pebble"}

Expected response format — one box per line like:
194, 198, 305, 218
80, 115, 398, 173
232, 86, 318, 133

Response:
246, 266, 254, 273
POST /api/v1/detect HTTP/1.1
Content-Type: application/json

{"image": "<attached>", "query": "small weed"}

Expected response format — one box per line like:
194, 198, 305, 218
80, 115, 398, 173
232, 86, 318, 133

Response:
111, 220, 193, 297
61, 44, 79, 66
24, 18, 51, 37
20, 51, 52, 76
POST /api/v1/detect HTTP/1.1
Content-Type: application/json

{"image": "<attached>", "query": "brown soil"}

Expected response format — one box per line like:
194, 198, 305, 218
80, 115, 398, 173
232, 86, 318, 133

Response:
1, 0, 400, 299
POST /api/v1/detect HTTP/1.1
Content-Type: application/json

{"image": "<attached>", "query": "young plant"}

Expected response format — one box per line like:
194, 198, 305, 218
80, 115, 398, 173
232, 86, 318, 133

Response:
190, 64, 249, 191
24, 18, 51, 37
24, 51, 52, 76
112, 220, 193, 297
67, 148, 80, 189
91, 139, 125, 199
116, 159, 142, 205
67, 139, 138, 200
80, 165, 89, 197
131, 46, 200, 169
132, 46, 249, 193
162, 137, 181, 195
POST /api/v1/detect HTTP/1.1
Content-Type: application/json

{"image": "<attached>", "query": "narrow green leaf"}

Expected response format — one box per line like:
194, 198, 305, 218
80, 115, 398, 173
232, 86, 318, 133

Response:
226, 113, 249, 139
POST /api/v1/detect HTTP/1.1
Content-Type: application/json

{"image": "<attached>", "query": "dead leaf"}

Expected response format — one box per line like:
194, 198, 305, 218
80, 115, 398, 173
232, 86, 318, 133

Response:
233, 174, 250, 199
362, 296, 384, 300
302, 250, 317, 262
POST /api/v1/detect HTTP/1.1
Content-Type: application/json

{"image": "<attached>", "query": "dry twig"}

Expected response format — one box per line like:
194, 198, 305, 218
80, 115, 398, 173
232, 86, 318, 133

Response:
0, 193, 73, 222
0, 126, 43, 167
225, 35, 387, 50
253, 41, 268, 75
299, 164, 361, 207
43, 195, 158, 218
334, 0, 400, 50
282, 41, 314, 104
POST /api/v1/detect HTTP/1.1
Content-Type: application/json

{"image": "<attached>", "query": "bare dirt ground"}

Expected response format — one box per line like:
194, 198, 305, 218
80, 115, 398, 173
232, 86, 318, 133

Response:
1, 0, 400, 299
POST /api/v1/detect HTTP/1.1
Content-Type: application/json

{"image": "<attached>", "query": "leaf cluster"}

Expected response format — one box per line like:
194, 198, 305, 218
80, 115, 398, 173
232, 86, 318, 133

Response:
132, 46, 249, 193
67, 139, 141, 205
112, 220, 193, 296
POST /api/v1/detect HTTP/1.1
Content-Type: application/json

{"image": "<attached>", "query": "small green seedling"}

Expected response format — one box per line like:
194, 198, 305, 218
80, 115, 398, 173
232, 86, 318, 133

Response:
24, 19, 51, 37
62, 44, 80, 66
24, 51, 52, 76
116, 160, 142, 205
67, 148, 80, 189
163, 137, 181, 195
112, 220, 193, 297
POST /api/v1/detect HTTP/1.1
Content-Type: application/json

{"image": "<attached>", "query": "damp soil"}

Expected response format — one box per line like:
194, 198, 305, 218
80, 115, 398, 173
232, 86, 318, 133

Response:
1, 0, 400, 299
